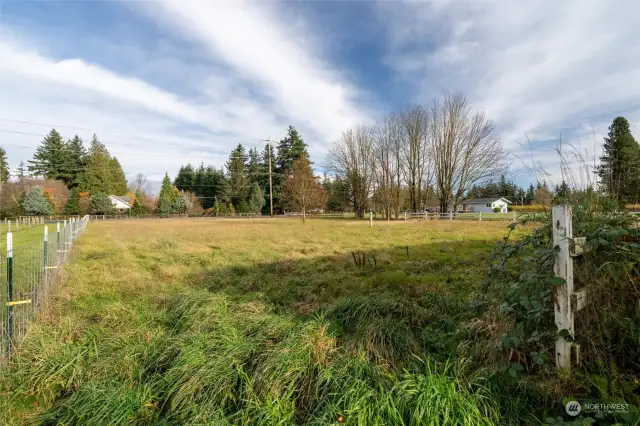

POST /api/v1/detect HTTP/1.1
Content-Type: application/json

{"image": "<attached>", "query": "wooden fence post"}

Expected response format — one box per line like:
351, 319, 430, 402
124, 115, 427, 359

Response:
479, 212, 482, 221
370, 212, 373, 228
553, 204, 574, 371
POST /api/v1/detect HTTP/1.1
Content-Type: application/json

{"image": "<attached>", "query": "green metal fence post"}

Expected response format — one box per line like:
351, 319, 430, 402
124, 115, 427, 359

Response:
6, 232, 13, 357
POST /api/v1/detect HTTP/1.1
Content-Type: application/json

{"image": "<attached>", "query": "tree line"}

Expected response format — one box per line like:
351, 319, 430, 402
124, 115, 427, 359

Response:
0, 129, 131, 216
173, 126, 324, 216
327, 93, 506, 218
1, 107, 637, 218
326, 92, 640, 218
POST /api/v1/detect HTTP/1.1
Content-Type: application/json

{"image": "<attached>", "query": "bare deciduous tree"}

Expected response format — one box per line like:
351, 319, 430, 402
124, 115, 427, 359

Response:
129, 173, 149, 195
328, 126, 375, 218
282, 157, 327, 222
373, 114, 402, 220
400, 104, 434, 211
430, 93, 504, 212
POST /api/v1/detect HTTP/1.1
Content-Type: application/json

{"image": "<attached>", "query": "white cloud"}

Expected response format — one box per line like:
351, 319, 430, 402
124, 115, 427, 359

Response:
0, 38, 236, 186
0, 41, 204, 125
134, 0, 373, 156
0, 0, 374, 188
377, 0, 640, 183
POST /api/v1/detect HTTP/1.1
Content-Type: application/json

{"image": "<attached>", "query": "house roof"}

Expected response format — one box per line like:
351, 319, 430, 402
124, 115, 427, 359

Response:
110, 195, 132, 207
464, 197, 513, 204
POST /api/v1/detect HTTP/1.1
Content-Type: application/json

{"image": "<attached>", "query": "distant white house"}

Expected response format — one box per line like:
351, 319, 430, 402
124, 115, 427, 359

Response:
462, 197, 512, 213
108, 195, 132, 213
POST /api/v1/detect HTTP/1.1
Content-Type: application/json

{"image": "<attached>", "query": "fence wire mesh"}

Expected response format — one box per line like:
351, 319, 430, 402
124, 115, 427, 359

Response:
0, 215, 89, 361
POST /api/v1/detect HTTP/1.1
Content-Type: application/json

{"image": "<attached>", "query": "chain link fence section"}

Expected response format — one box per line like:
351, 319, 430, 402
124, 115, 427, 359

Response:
0, 215, 89, 361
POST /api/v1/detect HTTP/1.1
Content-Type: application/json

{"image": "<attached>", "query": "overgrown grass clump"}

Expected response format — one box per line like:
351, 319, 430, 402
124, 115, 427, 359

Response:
7, 291, 501, 425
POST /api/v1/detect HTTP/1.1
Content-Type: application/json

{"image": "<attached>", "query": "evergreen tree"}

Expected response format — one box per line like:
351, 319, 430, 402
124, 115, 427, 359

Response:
0, 147, 8, 183
247, 148, 260, 185
274, 126, 309, 211
193, 163, 206, 196
554, 180, 570, 202
172, 188, 188, 214
226, 144, 249, 208
28, 129, 72, 182
247, 182, 265, 213
16, 161, 27, 182
597, 116, 640, 204
174, 164, 195, 192
77, 134, 123, 195
21, 187, 54, 216
326, 175, 351, 211
64, 189, 82, 215
65, 135, 87, 188
90, 192, 114, 214
525, 183, 535, 205
259, 143, 277, 214
157, 173, 176, 216
109, 158, 127, 194
276, 126, 309, 176
178, 162, 231, 210
516, 187, 526, 205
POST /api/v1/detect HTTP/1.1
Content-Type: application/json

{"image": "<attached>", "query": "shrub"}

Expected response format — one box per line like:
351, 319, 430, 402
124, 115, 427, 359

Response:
90, 192, 114, 214
21, 187, 54, 216
172, 196, 187, 214
479, 203, 640, 410
492, 207, 501, 213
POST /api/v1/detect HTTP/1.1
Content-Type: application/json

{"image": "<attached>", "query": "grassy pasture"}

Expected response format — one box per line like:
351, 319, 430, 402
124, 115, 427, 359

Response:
1, 218, 547, 425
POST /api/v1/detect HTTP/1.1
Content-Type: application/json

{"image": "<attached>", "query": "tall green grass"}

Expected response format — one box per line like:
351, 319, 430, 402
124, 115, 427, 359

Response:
3, 290, 508, 425
1, 219, 543, 425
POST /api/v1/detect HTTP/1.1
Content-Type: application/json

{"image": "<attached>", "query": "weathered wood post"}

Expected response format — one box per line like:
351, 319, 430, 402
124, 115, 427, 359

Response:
370, 212, 373, 228
553, 204, 574, 371
449, 211, 453, 220
479, 212, 482, 221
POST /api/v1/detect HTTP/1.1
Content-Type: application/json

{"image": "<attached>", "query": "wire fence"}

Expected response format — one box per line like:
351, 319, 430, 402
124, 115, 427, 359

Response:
0, 215, 89, 361
0, 216, 46, 233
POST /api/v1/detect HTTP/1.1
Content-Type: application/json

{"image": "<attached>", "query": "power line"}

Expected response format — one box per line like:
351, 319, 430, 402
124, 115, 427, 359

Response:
0, 118, 212, 144
0, 132, 235, 159
0, 122, 274, 154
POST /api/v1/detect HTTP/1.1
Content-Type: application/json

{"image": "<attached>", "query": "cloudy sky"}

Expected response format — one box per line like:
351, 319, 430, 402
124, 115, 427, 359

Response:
1, 0, 639, 192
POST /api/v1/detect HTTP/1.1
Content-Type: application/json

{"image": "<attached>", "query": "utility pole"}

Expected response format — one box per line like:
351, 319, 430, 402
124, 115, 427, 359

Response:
262, 139, 274, 217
